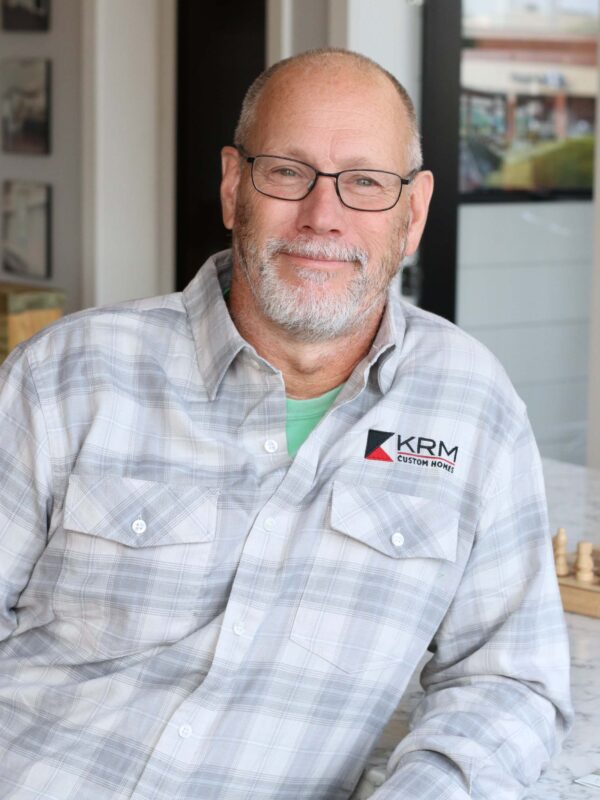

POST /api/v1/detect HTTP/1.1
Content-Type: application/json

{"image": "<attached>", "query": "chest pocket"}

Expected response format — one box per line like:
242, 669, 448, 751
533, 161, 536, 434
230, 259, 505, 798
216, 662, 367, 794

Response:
290, 481, 459, 675
52, 473, 219, 658
63, 473, 218, 546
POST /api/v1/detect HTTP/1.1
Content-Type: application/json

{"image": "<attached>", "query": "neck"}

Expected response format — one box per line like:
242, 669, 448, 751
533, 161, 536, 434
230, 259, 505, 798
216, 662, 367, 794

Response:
228, 268, 384, 400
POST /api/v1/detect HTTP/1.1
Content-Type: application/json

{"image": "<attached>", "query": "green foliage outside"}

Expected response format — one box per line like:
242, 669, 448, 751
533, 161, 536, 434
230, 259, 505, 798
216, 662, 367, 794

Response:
486, 136, 595, 191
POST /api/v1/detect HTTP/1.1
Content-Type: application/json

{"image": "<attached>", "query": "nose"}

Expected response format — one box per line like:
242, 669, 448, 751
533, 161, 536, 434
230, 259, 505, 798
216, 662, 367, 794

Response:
294, 173, 346, 236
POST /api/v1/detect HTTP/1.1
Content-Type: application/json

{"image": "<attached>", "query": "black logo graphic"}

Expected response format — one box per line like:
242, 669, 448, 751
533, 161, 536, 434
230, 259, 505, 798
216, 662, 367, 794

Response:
365, 429, 459, 472
364, 429, 395, 462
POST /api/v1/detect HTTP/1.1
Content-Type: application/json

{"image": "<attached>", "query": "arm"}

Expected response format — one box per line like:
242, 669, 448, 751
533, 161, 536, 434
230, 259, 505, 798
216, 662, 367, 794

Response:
0, 346, 53, 641
370, 413, 573, 800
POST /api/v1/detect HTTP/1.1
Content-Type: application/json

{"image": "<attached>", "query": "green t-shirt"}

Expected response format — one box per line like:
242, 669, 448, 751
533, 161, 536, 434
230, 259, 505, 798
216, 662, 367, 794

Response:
222, 286, 343, 457
286, 384, 344, 457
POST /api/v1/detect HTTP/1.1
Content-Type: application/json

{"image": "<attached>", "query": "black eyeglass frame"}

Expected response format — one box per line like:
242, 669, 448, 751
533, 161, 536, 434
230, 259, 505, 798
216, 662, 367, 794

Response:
235, 145, 417, 212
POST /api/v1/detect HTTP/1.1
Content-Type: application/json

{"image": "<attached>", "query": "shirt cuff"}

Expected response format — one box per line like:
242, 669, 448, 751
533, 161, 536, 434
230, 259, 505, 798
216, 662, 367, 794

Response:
365, 752, 471, 800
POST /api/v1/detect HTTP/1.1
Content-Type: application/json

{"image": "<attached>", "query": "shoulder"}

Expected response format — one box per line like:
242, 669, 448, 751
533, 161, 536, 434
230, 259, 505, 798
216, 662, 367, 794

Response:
14, 291, 190, 361
393, 300, 526, 432
3, 291, 195, 394
402, 301, 519, 392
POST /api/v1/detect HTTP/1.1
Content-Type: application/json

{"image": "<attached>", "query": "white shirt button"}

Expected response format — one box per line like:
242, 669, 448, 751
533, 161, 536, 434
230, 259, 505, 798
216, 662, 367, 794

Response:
131, 518, 147, 534
264, 517, 275, 531
264, 439, 278, 453
178, 724, 192, 739
391, 532, 404, 547
233, 622, 245, 636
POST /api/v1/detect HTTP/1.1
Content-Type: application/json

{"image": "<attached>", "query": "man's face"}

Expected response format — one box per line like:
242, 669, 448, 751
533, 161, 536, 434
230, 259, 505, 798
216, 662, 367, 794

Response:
221, 64, 432, 342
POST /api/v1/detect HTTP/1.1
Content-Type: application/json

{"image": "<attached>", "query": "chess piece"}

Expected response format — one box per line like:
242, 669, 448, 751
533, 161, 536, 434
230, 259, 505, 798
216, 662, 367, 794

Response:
553, 528, 569, 577
575, 541, 595, 584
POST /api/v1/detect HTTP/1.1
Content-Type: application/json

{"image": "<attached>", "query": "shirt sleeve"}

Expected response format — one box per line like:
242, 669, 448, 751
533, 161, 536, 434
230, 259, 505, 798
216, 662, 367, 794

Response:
0, 346, 53, 641
368, 411, 574, 800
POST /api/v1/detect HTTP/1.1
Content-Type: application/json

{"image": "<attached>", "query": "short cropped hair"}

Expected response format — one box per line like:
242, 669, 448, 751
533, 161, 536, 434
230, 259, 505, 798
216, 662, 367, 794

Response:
234, 48, 423, 172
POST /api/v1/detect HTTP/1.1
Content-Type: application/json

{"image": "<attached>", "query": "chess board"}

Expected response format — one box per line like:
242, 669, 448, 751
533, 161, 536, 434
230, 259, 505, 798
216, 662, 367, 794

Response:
557, 548, 600, 619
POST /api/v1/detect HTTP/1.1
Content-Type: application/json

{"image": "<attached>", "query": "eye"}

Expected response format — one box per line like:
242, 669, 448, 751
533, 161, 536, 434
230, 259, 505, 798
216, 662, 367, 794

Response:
354, 175, 380, 187
272, 165, 301, 178
345, 172, 384, 190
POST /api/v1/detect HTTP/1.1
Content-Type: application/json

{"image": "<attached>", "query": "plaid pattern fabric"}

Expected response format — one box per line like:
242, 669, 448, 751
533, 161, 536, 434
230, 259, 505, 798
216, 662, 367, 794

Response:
0, 250, 572, 799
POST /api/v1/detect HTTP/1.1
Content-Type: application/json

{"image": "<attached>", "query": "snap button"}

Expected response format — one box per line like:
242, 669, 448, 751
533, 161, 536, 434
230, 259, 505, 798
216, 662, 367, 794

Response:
178, 724, 192, 739
131, 518, 147, 534
264, 439, 278, 453
391, 532, 404, 547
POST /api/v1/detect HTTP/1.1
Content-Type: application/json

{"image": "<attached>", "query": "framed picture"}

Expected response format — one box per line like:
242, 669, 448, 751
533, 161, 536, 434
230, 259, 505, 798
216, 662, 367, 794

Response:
1, 59, 51, 154
1, 180, 52, 278
1, 0, 50, 32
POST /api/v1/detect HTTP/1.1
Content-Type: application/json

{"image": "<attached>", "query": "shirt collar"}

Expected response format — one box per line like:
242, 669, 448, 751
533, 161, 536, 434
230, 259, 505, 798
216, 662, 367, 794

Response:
373, 275, 406, 394
182, 249, 407, 399
182, 250, 252, 400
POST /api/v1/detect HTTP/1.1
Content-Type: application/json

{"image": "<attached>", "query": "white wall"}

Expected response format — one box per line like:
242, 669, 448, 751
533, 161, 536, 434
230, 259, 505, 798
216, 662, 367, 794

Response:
586, 54, 600, 469
81, 0, 175, 308
267, 0, 422, 117
0, 0, 82, 312
457, 203, 592, 464
328, 0, 422, 121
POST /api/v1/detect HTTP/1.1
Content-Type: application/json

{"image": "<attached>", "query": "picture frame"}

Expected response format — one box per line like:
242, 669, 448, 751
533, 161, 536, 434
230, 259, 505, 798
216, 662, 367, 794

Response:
1, 58, 51, 155
1, 180, 52, 279
1, 0, 50, 32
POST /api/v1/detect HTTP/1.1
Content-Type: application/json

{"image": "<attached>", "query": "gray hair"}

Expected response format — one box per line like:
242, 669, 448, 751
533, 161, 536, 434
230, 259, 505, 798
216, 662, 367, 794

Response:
234, 48, 423, 173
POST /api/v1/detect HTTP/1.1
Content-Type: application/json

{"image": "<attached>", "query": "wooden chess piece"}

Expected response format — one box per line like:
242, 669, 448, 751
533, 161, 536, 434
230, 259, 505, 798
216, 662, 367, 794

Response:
553, 527, 569, 577
575, 541, 595, 584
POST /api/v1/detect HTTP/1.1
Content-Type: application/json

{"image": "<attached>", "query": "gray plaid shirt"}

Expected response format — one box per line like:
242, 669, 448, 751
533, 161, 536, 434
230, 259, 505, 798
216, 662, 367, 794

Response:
0, 250, 572, 799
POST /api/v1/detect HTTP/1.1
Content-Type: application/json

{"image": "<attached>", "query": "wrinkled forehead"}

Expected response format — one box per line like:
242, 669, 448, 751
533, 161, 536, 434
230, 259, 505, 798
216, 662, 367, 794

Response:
246, 61, 411, 166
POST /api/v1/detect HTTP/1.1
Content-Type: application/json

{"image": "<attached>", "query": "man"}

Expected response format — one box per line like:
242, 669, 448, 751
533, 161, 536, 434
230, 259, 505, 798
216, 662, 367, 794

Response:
0, 49, 571, 800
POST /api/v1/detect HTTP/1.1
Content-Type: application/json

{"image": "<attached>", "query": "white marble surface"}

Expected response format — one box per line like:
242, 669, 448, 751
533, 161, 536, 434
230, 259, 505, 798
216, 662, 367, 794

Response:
352, 458, 600, 799
543, 458, 600, 548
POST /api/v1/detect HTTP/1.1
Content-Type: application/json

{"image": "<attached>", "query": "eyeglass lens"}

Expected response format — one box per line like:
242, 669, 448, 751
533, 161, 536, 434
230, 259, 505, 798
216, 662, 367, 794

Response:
251, 155, 402, 210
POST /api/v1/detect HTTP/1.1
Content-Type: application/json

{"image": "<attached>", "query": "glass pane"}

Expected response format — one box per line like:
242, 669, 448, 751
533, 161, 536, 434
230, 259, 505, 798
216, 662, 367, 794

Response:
460, 0, 598, 196
456, 0, 599, 464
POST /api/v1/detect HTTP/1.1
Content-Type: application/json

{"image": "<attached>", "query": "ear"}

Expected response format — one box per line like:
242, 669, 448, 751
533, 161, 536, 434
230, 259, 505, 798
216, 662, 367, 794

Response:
403, 170, 434, 258
220, 146, 242, 230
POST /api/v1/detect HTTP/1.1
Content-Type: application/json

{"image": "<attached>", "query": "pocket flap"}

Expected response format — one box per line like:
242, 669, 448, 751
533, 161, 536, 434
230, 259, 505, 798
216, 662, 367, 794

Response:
63, 473, 219, 547
330, 481, 458, 561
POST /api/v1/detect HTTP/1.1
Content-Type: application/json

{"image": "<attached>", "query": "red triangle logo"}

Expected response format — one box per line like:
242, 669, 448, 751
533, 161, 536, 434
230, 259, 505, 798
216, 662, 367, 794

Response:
366, 446, 394, 462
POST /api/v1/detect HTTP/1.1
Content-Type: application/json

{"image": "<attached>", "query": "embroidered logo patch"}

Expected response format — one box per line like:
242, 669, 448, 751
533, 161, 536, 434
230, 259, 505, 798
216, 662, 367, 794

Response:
364, 429, 395, 462
365, 429, 459, 473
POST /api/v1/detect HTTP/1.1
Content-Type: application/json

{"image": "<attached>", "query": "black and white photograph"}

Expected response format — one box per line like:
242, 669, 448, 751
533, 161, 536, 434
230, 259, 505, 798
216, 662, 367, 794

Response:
0, 59, 51, 154
1, 0, 50, 32
1, 180, 51, 278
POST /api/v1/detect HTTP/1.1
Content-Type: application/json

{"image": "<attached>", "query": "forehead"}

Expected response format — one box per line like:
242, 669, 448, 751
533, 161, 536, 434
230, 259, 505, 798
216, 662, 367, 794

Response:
248, 62, 409, 168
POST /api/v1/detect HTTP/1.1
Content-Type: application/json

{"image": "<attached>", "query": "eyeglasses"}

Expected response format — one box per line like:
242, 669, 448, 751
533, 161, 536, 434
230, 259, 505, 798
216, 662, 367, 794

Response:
236, 145, 416, 212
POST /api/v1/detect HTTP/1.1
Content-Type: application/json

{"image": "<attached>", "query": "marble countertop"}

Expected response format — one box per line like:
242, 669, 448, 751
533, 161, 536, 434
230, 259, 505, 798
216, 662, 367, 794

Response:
543, 458, 600, 548
352, 458, 600, 799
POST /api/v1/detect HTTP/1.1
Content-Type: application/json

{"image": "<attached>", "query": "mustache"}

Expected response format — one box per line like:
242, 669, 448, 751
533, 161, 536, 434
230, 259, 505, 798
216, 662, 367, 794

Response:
264, 237, 369, 269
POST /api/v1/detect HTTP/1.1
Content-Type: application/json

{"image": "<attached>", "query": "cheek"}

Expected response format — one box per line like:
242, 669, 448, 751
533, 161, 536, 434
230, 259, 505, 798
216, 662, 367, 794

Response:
239, 198, 301, 246
358, 217, 403, 257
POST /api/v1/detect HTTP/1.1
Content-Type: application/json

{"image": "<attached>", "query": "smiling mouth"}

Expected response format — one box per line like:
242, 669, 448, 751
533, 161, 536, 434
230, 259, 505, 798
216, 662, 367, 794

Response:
266, 235, 368, 272
279, 252, 354, 270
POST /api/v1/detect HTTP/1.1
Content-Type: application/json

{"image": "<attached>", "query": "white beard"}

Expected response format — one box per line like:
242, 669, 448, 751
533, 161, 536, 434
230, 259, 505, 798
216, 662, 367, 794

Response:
233, 230, 407, 343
